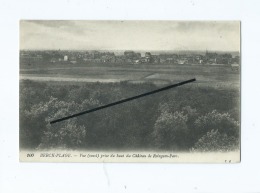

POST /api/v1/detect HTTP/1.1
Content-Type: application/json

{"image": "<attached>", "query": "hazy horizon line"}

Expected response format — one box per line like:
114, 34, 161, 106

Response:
20, 49, 240, 52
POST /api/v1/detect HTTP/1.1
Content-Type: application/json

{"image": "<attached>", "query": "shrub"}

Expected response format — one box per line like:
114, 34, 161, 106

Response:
20, 80, 240, 151
191, 129, 239, 152
39, 120, 87, 149
153, 111, 188, 150
194, 110, 239, 139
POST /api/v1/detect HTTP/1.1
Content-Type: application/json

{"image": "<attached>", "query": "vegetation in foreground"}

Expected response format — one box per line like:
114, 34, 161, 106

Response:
20, 80, 240, 152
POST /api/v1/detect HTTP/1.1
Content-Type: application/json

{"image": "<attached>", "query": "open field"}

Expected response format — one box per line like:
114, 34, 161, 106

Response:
20, 62, 240, 88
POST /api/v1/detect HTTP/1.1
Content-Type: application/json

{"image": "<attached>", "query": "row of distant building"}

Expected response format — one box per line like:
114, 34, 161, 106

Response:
20, 50, 240, 66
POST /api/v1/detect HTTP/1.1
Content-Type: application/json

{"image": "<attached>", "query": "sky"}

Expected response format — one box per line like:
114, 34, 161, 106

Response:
20, 20, 240, 51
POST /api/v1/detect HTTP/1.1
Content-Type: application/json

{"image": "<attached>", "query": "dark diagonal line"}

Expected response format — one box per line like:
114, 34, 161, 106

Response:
50, 78, 196, 124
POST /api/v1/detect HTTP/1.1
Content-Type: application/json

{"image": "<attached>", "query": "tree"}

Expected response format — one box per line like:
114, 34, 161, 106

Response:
39, 120, 87, 149
191, 129, 239, 152
153, 111, 188, 150
191, 110, 240, 152
194, 110, 239, 139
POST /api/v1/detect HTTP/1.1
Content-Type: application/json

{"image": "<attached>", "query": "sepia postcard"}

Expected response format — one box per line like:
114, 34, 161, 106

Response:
19, 20, 240, 163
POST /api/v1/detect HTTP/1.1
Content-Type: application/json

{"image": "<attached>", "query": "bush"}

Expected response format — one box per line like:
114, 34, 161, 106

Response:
190, 110, 240, 152
20, 96, 100, 149
153, 111, 188, 150
39, 120, 87, 149
20, 80, 240, 151
194, 110, 239, 139
191, 129, 239, 152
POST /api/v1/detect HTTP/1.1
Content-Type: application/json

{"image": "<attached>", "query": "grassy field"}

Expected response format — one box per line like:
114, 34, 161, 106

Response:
20, 62, 240, 88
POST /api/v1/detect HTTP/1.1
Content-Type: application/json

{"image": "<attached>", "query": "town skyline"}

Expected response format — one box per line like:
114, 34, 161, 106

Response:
20, 21, 240, 52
